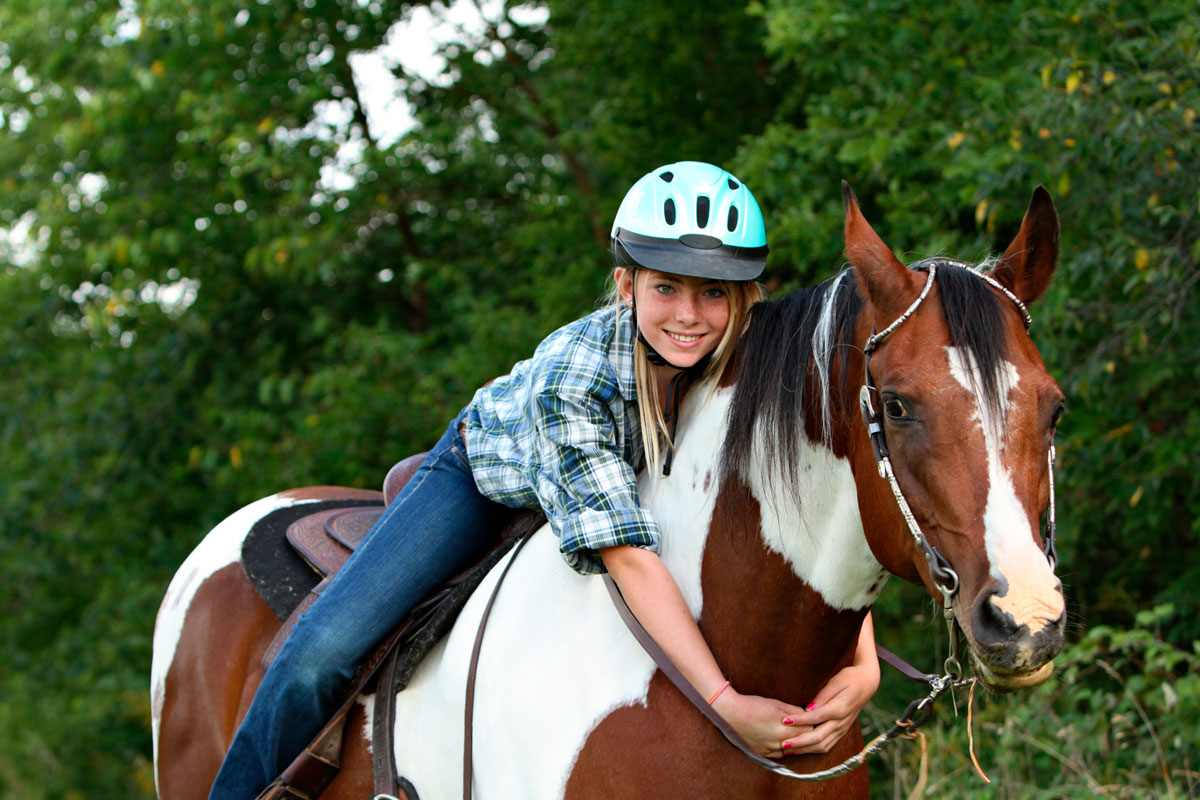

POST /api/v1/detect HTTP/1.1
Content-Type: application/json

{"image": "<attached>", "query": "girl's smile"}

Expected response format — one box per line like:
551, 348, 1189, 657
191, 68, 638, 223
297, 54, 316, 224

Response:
618, 268, 731, 372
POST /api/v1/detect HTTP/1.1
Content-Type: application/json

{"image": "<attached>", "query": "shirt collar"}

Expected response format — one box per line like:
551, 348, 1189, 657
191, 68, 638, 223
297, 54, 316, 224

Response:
611, 303, 638, 402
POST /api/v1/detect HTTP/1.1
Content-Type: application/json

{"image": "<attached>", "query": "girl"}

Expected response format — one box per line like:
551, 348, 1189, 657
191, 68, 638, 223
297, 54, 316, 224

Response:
209, 161, 879, 799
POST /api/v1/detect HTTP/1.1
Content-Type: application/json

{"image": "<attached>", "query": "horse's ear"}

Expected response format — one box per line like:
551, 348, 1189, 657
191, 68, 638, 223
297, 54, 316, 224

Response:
991, 186, 1059, 304
843, 181, 919, 321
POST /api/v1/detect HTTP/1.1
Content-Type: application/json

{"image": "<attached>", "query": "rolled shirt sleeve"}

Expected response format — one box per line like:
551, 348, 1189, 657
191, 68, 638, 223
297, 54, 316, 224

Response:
533, 391, 659, 575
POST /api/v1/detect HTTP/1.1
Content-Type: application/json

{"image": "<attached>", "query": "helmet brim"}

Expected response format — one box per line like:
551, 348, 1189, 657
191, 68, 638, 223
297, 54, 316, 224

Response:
613, 231, 767, 281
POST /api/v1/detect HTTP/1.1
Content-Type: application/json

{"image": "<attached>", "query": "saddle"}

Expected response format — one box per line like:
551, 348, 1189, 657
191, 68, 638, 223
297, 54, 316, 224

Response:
240, 453, 543, 800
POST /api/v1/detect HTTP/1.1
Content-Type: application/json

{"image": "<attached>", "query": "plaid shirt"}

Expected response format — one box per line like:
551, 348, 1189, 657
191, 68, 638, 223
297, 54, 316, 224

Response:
462, 305, 658, 574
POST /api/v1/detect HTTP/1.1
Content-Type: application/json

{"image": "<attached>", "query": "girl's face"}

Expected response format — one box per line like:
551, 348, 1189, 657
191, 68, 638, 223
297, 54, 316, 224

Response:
617, 268, 731, 370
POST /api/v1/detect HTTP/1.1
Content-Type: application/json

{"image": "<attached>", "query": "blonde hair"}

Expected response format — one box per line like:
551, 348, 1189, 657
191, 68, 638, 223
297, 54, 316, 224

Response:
606, 268, 766, 473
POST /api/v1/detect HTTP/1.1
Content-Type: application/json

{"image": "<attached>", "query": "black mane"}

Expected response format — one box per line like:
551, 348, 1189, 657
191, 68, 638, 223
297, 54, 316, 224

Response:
720, 262, 1016, 489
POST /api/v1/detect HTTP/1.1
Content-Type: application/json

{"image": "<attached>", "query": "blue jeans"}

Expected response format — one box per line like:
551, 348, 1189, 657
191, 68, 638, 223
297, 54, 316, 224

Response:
210, 412, 507, 799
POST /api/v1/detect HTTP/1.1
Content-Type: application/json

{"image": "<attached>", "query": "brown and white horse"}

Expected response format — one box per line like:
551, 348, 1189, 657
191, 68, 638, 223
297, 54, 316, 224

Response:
152, 187, 1065, 799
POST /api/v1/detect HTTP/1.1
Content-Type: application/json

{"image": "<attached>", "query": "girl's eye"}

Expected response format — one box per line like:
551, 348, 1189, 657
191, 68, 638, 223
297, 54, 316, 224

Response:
654, 283, 675, 294
883, 397, 910, 420
705, 287, 726, 298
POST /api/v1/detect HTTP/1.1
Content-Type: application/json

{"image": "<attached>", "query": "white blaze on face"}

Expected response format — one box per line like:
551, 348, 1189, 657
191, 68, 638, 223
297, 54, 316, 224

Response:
946, 347, 1063, 633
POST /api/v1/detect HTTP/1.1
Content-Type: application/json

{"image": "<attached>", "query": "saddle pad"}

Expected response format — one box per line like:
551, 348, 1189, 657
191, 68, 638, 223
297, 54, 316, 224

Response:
242, 498, 384, 620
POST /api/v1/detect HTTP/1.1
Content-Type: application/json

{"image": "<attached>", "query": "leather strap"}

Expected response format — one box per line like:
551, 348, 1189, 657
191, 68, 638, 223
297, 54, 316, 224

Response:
257, 615, 415, 800
875, 643, 938, 684
373, 643, 405, 797
463, 534, 531, 800
601, 574, 948, 782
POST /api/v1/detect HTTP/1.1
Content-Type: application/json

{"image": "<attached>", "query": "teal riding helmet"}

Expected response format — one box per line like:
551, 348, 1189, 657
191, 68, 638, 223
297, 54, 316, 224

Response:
611, 161, 768, 281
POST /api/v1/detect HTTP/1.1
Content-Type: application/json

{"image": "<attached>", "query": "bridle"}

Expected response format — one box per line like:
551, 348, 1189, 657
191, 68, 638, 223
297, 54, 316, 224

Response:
858, 259, 1059, 679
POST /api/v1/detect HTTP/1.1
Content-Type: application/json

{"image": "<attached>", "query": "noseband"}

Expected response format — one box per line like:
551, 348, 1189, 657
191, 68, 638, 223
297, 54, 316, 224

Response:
857, 260, 1059, 676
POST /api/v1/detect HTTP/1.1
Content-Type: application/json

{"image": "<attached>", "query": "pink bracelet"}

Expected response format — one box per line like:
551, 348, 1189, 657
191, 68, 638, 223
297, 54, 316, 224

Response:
706, 680, 731, 705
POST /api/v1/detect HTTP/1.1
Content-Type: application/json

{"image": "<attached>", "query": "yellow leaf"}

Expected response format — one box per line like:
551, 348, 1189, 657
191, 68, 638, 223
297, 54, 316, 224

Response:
1158, 82, 1173, 95
1064, 138, 1076, 147
1129, 486, 1144, 507
1135, 248, 1150, 270
306, 414, 320, 427
1038, 128, 1051, 139
1041, 65, 1052, 89
1103, 70, 1115, 84
1104, 361, 1115, 374
152, 60, 165, 77
1104, 423, 1133, 440
1185, 109, 1196, 124
1057, 172, 1070, 196
274, 249, 288, 264
975, 199, 990, 225
230, 445, 244, 470
188, 446, 202, 468
256, 117, 274, 135
1066, 73, 1081, 94
947, 131, 965, 149
1009, 133, 1022, 151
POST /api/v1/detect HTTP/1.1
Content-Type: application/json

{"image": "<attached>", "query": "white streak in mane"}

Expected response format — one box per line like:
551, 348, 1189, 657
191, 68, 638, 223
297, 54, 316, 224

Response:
812, 270, 852, 448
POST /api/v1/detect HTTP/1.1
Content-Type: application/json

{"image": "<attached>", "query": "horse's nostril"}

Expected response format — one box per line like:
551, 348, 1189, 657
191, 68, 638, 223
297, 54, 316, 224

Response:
972, 588, 1022, 644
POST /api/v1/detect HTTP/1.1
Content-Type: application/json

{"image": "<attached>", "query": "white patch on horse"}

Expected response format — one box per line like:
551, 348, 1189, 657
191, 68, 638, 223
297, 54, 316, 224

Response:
149, 493, 310, 789
746, 423, 884, 611
946, 347, 1062, 633
388, 386, 729, 800
357, 694, 374, 753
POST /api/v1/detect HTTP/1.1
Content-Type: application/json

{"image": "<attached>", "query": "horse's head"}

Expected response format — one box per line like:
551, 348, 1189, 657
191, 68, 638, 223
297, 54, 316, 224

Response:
843, 184, 1065, 692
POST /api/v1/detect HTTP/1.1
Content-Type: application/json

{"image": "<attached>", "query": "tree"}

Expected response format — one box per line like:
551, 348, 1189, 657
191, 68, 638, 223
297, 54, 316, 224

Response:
0, 1, 782, 794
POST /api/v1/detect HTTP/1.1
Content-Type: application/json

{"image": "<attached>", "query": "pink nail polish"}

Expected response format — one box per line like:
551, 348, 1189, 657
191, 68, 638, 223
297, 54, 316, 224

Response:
783, 717, 794, 725
782, 742, 792, 750
806, 702, 816, 711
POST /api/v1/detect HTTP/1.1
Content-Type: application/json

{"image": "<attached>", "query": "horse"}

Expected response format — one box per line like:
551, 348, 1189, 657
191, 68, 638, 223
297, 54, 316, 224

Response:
151, 185, 1066, 799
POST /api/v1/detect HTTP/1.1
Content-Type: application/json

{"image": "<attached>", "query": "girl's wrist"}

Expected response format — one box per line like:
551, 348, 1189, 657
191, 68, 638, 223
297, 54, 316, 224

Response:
709, 683, 739, 716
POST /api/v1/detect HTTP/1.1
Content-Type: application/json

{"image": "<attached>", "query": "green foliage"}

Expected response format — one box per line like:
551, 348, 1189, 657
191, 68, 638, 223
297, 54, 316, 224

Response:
735, 0, 1200, 642
1, 0, 1196, 796
867, 603, 1200, 798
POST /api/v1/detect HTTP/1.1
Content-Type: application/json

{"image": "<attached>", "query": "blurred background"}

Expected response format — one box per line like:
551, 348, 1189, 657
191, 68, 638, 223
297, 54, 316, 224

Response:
2, 1, 1197, 797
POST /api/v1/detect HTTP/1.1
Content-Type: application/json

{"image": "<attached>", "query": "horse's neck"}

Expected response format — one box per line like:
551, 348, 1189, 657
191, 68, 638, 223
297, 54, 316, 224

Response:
641, 381, 886, 699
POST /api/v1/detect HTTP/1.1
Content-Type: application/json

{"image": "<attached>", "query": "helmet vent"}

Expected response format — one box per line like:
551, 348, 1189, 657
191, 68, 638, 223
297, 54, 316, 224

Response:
727, 205, 739, 232
664, 198, 676, 225
728, 179, 739, 190
660, 171, 675, 183
696, 196, 710, 228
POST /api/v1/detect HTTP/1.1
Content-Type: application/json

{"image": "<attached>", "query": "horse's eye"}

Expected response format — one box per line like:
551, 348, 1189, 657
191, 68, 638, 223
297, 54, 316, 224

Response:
884, 397, 910, 420
1050, 403, 1066, 429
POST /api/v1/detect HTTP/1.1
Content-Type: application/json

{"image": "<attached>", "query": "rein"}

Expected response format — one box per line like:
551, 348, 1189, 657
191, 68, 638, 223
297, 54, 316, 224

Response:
603, 574, 972, 782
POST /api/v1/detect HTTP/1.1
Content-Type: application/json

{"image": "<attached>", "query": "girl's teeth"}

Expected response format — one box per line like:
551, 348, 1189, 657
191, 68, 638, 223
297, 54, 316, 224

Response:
669, 333, 700, 343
